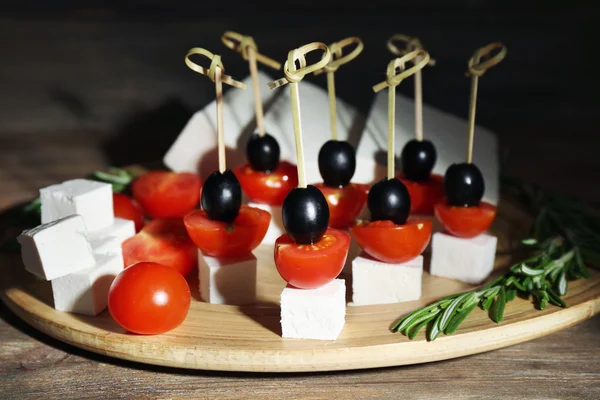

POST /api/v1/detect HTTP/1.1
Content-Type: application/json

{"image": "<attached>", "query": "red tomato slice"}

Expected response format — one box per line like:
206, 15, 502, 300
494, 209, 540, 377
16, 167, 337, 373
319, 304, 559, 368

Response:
108, 261, 191, 335
350, 219, 432, 264
132, 171, 202, 218
184, 205, 270, 258
434, 200, 497, 238
113, 193, 145, 232
122, 218, 197, 276
314, 183, 369, 229
397, 173, 445, 216
232, 161, 298, 206
274, 228, 350, 289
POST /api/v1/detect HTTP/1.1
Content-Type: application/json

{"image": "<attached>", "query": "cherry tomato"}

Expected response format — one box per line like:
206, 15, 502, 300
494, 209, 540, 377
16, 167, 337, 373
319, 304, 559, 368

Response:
397, 173, 445, 215
314, 183, 369, 229
132, 171, 201, 218
434, 200, 496, 238
113, 193, 145, 232
108, 262, 191, 335
350, 220, 432, 264
184, 205, 270, 258
123, 218, 197, 277
274, 228, 350, 289
232, 161, 298, 206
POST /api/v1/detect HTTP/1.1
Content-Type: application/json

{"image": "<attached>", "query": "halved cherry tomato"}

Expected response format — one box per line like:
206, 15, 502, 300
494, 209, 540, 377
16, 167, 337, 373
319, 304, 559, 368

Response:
397, 173, 444, 215
314, 183, 369, 229
232, 161, 298, 206
113, 193, 145, 232
350, 219, 432, 264
434, 200, 496, 238
108, 261, 191, 335
274, 228, 350, 289
132, 171, 201, 218
122, 218, 197, 276
184, 205, 270, 258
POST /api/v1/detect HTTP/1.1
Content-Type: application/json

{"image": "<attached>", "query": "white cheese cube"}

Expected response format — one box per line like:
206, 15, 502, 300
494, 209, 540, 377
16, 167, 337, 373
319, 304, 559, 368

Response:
88, 217, 135, 256
51, 253, 123, 315
198, 252, 257, 305
40, 179, 114, 232
351, 253, 423, 305
18, 215, 96, 280
280, 279, 346, 340
247, 202, 283, 245
430, 232, 498, 284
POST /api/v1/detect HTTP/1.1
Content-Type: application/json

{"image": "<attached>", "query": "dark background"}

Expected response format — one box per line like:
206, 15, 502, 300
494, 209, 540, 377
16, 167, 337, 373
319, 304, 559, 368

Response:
1, 1, 598, 200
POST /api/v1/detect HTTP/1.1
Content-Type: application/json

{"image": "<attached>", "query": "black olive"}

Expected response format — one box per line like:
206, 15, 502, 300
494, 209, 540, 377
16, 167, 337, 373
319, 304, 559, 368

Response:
318, 140, 356, 188
201, 169, 242, 223
246, 133, 280, 173
400, 139, 437, 181
444, 163, 485, 207
367, 178, 411, 225
282, 185, 329, 244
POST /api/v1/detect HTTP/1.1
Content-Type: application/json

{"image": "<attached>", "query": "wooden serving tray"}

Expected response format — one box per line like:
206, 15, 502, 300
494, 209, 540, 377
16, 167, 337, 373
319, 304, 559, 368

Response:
1, 196, 599, 373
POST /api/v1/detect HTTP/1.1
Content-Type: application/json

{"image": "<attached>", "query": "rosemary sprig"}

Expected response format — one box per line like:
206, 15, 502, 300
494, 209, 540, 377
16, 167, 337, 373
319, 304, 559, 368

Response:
392, 177, 600, 341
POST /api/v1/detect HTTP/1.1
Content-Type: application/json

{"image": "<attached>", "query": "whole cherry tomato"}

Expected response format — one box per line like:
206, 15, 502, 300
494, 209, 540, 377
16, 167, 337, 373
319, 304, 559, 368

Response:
132, 171, 201, 218
274, 228, 350, 289
397, 173, 445, 216
113, 193, 145, 232
108, 261, 191, 335
184, 205, 270, 258
314, 183, 369, 229
123, 218, 197, 277
434, 200, 496, 238
232, 161, 298, 206
350, 219, 432, 264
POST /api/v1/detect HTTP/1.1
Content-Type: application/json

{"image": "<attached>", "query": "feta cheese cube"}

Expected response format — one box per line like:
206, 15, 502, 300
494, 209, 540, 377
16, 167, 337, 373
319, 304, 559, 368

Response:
247, 202, 283, 245
40, 179, 114, 232
198, 252, 257, 305
280, 279, 346, 340
88, 217, 135, 256
351, 253, 423, 305
18, 215, 96, 280
430, 232, 498, 284
51, 253, 123, 315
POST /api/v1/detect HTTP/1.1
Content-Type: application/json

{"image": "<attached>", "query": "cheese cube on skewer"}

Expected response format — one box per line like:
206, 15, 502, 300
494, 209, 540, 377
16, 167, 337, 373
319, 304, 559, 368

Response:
18, 215, 96, 280
198, 252, 257, 305
247, 202, 283, 245
280, 279, 346, 340
430, 232, 498, 284
88, 217, 135, 257
40, 179, 114, 232
351, 253, 423, 305
51, 253, 123, 315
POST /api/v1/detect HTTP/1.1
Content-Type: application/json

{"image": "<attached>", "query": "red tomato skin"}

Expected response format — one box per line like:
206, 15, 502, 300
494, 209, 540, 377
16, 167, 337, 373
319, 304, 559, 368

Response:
184, 205, 270, 258
313, 183, 369, 229
113, 193, 145, 232
274, 228, 350, 289
434, 200, 497, 238
122, 218, 197, 277
132, 171, 202, 218
108, 262, 191, 335
350, 220, 432, 264
397, 173, 445, 215
232, 161, 298, 206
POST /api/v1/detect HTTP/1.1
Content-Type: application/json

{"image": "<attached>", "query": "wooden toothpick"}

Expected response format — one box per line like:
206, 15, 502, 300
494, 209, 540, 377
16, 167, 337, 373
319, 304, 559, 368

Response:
373, 50, 431, 179
387, 34, 436, 142
314, 37, 364, 140
465, 42, 507, 163
221, 32, 281, 137
185, 48, 246, 172
268, 42, 331, 188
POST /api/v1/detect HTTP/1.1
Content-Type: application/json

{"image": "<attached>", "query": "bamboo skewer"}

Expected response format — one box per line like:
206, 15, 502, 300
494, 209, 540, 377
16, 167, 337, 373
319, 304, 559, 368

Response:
465, 42, 507, 163
268, 42, 331, 188
222, 32, 281, 137
387, 34, 436, 142
185, 48, 247, 172
373, 50, 431, 179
